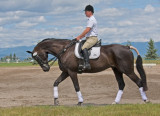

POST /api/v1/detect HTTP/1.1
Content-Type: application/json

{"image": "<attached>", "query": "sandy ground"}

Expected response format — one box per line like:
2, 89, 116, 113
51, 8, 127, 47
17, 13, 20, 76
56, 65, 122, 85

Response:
0, 65, 160, 107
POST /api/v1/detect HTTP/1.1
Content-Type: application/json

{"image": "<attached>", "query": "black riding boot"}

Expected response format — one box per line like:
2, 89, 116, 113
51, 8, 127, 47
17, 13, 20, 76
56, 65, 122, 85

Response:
82, 48, 91, 70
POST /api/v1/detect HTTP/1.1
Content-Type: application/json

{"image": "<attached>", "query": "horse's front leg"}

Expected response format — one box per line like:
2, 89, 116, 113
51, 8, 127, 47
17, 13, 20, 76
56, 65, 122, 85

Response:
53, 71, 69, 105
68, 70, 83, 106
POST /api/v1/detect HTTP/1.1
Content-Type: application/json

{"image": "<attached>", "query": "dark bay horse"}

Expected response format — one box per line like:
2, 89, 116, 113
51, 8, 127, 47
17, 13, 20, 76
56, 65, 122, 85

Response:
27, 38, 149, 105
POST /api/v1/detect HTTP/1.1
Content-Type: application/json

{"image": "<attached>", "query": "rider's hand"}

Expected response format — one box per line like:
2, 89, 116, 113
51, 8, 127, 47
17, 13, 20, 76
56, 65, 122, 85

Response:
76, 36, 81, 41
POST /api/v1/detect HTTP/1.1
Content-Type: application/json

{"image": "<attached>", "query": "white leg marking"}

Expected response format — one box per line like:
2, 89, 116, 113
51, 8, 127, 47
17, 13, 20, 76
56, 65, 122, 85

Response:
77, 91, 83, 103
115, 90, 123, 103
54, 86, 58, 98
139, 87, 147, 101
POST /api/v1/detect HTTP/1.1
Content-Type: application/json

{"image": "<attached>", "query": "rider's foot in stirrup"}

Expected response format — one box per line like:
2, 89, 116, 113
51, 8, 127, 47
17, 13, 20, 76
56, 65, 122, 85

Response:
83, 63, 91, 70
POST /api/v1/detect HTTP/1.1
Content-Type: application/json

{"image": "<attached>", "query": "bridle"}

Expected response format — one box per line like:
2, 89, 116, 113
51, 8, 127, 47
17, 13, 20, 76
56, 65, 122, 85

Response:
33, 39, 77, 67
33, 53, 48, 67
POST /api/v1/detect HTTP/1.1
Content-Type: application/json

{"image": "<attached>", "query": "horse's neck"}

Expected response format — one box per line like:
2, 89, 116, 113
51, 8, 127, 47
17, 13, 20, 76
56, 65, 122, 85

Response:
43, 40, 68, 56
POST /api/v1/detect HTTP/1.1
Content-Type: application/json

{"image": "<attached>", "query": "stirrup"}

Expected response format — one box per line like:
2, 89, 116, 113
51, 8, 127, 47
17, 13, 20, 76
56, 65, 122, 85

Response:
83, 63, 91, 70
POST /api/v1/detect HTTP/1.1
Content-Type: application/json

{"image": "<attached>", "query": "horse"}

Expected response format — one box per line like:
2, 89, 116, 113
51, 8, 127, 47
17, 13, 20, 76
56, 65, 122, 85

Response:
27, 38, 149, 105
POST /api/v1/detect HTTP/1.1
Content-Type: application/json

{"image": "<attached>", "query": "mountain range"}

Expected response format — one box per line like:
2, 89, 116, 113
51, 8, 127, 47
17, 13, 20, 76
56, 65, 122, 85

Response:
0, 42, 160, 60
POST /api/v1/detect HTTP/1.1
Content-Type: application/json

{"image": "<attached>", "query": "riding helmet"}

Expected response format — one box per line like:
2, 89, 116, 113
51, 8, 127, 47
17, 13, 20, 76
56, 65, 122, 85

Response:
84, 5, 94, 13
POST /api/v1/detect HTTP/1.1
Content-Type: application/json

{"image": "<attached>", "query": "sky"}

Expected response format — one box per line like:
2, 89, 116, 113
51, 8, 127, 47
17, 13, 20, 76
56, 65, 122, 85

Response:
0, 0, 160, 48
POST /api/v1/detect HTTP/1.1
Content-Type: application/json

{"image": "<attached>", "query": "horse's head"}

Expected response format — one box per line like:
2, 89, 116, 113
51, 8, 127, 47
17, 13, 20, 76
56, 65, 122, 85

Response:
26, 38, 73, 72
26, 49, 50, 72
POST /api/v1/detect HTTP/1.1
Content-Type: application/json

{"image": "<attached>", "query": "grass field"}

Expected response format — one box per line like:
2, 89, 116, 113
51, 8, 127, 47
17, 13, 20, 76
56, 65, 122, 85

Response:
0, 61, 59, 67
0, 62, 34, 67
0, 104, 159, 116
142, 60, 160, 64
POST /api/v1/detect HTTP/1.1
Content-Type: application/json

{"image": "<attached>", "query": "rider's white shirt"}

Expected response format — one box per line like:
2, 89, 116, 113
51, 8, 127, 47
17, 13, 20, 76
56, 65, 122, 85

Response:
86, 15, 98, 37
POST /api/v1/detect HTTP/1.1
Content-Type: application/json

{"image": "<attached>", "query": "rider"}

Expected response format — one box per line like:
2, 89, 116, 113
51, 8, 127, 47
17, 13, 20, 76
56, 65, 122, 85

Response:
76, 5, 98, 70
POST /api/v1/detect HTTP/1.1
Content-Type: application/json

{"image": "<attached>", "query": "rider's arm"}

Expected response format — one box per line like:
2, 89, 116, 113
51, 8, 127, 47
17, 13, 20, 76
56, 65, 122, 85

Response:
76, 27, 91, 40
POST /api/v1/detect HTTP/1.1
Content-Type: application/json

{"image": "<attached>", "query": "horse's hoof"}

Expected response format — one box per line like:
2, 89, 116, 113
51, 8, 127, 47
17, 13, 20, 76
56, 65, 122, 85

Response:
77, 102, 83, 106
144, 99, 150, 103
54, 98, 59, 106
112, 101, 118, 105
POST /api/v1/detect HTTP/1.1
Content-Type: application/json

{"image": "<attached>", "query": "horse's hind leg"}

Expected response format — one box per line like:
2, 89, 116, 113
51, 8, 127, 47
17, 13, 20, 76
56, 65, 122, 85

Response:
112, 68, 125, 104
126, 72, 149, 102
53, 71, 69, 105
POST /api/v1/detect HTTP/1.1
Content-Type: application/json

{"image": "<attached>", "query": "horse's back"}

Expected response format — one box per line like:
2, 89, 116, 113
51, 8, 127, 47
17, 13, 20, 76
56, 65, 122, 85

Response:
101, 44, 131, 56
102, 44, 129, 50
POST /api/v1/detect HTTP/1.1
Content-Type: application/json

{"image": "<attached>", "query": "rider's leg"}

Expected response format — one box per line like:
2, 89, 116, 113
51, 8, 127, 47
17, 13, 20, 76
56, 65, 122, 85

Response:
82, 48, 91, 70
81, 36, 98, 50
81, 36, 98, 70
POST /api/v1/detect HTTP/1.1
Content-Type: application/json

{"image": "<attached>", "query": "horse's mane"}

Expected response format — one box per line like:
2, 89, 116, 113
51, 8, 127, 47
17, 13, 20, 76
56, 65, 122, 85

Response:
38, 38, 71, 45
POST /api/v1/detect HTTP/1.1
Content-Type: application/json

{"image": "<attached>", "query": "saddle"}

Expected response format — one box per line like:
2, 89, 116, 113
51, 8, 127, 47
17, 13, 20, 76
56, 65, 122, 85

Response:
75, 39, 101, 59
74, 39, 101, 73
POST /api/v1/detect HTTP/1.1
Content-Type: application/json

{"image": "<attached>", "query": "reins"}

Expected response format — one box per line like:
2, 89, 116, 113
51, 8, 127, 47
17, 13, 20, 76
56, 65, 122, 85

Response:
48, 39, 77, 67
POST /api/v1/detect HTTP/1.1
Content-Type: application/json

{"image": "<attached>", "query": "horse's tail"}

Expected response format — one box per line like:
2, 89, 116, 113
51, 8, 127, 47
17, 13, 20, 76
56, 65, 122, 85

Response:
129, 46, 148, 91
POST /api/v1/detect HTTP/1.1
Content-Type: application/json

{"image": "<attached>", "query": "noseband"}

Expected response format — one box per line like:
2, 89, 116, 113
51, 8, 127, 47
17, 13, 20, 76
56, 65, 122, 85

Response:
33, 53, 48, 67
33, 39, 77, 67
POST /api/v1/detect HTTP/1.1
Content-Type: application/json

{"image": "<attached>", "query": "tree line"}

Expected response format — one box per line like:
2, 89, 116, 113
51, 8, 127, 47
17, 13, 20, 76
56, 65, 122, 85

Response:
0, 53, 19, 62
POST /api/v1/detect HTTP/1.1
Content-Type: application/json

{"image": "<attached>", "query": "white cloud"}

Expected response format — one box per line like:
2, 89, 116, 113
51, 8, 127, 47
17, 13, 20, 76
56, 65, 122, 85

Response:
144, 4, 155, 13
99, 27, 118, 34
38, 16, 46, 22
16, 21, 37, 28
0, 26, 4, 31
117, 21, 133, 26
97, 8, 124, 17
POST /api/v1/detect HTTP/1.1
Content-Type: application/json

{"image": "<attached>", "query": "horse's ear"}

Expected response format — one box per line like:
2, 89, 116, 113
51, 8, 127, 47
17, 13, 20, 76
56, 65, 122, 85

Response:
26, 51, 32, 54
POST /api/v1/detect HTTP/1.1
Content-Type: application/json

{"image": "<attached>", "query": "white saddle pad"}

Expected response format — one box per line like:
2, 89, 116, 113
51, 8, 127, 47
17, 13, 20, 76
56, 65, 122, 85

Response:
74, 41, 101, 59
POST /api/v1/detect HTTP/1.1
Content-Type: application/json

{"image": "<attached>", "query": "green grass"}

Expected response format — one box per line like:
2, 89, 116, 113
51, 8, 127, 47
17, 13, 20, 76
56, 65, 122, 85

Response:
143, 60, 160, 64
0, 62, 35, 67
0, 104, 160, 116
0, 61, 59, 67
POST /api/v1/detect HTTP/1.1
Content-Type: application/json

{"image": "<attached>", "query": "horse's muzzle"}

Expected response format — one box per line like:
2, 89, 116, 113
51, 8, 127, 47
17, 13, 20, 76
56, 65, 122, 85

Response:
42, 64, 50, 72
